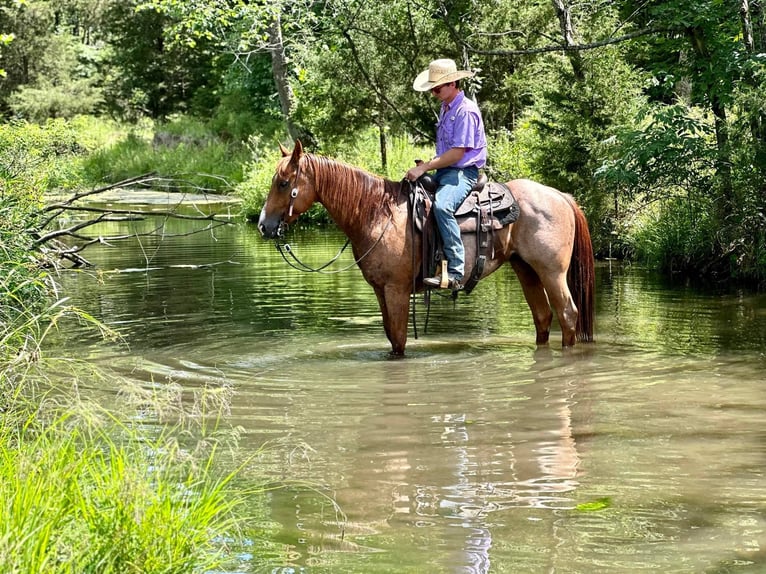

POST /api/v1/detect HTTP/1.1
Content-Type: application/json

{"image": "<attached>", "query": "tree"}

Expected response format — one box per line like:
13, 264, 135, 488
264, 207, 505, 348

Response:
102, 1, 223, 121
611, 0, 766, 276
134, 0, 314, 140
0, 0, 107, 118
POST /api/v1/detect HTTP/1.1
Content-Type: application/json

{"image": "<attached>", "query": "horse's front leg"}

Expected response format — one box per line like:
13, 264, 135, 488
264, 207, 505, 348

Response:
373, 285, 411, 356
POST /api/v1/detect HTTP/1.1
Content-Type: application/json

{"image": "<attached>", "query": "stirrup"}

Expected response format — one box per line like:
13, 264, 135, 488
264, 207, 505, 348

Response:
423, 276, 462, 290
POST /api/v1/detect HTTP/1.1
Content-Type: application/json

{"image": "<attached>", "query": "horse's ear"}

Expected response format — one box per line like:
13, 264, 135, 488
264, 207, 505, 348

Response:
289, 139, 304, 165
279, 142, 290, 157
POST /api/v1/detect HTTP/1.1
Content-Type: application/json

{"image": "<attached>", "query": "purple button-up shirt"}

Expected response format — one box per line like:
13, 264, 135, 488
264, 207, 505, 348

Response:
436, 91, 487, 169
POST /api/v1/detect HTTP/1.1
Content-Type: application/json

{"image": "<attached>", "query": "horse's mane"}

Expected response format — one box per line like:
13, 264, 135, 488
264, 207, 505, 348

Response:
303, 154, 401, 224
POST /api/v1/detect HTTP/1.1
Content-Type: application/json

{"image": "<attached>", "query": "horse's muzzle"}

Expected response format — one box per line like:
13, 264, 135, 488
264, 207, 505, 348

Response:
257, 207, 284, 239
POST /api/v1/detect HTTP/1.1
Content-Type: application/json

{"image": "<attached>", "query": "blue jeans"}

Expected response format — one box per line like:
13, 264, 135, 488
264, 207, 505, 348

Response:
433, 166, 478, 279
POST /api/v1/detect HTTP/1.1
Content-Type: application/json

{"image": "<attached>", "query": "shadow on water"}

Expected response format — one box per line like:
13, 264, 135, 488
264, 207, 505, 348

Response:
48, 219, 766, 573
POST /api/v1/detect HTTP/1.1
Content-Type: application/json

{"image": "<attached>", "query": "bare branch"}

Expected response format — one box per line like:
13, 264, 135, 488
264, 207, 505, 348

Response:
43, 173, 158, 210
466, 27, 663, 57
41, 204, 229, 222
33, 213, 146, 247
33, 175, 239, 268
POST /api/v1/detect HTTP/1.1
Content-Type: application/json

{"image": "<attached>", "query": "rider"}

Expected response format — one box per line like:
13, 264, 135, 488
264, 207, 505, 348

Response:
406, 58, 487, 290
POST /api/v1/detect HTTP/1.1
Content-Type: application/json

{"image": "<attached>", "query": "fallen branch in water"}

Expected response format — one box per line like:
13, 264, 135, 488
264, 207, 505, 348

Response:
32, 174, 239, 268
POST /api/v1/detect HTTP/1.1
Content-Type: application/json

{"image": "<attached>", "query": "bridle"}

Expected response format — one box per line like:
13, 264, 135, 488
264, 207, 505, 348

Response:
287, 159, 302, 218
271, 160, 396, 274
271, 176, 427, 340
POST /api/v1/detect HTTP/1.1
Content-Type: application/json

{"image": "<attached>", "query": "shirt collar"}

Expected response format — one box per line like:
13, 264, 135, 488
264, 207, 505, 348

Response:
442, 90, 465, 113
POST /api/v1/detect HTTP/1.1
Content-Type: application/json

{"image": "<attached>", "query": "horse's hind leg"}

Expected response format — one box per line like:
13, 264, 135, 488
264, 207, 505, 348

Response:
510, 256, 553, 345
540, 273, 578, 348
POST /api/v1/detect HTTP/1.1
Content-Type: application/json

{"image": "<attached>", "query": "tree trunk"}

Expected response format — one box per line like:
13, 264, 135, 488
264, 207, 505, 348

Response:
754, 0, 766, 50
550, 0, 584, 80
268, 11, 312, 146
379, 124, 387, 172
687, 26, 734, 228
740, 0, 766, 166
741, 0, 754, 52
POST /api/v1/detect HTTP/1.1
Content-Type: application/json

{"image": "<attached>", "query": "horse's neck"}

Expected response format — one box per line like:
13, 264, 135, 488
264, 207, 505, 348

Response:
312, 159, 397, 234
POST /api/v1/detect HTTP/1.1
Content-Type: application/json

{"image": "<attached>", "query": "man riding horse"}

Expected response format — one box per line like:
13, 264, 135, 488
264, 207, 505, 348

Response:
405, 58, 487, 291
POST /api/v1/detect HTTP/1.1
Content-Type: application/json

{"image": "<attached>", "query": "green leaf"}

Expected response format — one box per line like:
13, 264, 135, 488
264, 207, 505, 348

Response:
575, 497, 612, 512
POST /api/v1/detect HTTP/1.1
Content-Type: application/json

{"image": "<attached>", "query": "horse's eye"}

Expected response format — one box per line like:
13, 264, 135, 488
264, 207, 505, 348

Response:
279, 180, 290, 190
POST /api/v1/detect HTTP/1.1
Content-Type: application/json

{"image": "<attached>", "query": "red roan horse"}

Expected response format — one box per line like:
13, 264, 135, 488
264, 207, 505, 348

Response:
258, 140, 595, 356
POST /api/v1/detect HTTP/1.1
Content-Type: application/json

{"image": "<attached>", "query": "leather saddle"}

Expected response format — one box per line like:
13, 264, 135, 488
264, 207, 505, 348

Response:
409, 172, 520, 294
415, 172, 519, 231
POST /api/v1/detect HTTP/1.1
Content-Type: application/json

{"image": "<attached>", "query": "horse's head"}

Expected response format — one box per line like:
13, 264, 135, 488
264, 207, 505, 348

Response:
257, 140, 318, 238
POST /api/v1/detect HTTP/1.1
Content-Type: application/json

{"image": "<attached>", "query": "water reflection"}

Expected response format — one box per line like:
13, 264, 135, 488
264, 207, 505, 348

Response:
49, 217, 766, 573
244, 346, 587, 573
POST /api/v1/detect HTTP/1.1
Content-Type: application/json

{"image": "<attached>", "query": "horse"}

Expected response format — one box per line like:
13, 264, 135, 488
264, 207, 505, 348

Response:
258, 140, 595, 356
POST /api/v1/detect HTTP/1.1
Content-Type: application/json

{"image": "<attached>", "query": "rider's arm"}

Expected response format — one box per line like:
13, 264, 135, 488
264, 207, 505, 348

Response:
406, 147, 466, 181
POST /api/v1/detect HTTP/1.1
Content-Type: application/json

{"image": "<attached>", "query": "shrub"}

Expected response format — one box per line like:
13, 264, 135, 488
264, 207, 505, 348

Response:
80, 121, 250, 193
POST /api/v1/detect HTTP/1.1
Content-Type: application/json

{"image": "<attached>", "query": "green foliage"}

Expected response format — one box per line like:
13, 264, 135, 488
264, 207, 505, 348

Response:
235, 136, 285, 220
487, 127, 537, 182
0, 404, 257, 573
627, 196, 718, 275
0, 120, 88, 382
597, 104, 716, 198
80, 118, 251, 192
0, 119, 87, 192
621, 0, 743, 108
596, 104, 720, 266
7, 32, 103, 121
209, 55, 283, 141
0, 0, 764, 280
0, 137, 274, 573
0, 117, 128, 372
0, 250, 51, 372
531, 49, 646, 184
512, 46, 648, 255
102, 0, 224, 120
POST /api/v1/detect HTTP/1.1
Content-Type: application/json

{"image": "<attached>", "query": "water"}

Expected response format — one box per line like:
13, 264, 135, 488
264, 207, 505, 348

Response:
48, 208, 766, 573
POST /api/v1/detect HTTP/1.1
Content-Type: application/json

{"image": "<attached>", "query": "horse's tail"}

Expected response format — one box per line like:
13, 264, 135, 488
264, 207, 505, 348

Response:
564, 195, 595, 342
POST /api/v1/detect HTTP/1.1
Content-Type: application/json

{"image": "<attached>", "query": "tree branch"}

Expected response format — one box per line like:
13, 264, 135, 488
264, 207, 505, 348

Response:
466, 27, 664, 57
33, 176, 238, 267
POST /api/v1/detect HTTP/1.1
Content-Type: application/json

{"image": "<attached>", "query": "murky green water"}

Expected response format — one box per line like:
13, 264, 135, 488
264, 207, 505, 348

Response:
48, 209, 766, 573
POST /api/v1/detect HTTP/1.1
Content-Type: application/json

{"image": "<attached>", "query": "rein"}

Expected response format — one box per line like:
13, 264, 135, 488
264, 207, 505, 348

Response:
274, 213, 394, 274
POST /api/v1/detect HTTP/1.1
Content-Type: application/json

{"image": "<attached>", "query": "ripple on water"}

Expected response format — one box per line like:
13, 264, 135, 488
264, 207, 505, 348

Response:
48, 225, 766, 573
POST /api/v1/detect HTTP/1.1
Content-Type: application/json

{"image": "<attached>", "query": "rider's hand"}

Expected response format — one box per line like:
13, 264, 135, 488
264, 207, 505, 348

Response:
406, 163, 427, 182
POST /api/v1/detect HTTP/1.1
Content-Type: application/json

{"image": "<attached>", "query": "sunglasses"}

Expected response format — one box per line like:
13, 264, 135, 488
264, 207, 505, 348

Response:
431, 83, 451, 94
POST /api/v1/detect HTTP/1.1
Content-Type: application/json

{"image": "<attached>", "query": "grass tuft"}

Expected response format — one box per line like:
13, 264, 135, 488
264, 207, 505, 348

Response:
0, 415, 245, 574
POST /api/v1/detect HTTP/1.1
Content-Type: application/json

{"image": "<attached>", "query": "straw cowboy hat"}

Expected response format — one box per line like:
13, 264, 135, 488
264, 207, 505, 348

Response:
412, 58, 475, 92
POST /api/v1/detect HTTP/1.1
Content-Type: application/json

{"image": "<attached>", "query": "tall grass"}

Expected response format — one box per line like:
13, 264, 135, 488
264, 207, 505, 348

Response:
0, 415, 246, 574
627, 196, 718, 275
0, 252, 264, 571
79, 116, 251, 194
